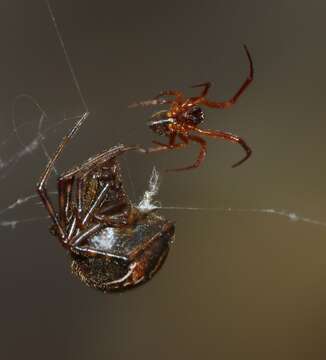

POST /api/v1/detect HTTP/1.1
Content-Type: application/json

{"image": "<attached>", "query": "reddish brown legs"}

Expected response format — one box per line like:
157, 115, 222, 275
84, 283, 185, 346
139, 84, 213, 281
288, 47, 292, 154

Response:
165, 134, 207, 172
192, 127, 252, 167
141, 127, 250, 170
146, 134, 186, 153
182, 82, 212, 107
143, 133, 207, 172
129, 90, 184, 108
190, 82, 212, 97
154, 90, 184, 104
201, 45, 253, 109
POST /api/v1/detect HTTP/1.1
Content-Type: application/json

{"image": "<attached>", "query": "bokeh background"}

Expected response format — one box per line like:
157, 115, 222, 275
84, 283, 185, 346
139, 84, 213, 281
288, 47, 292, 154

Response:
1, 1, 326, 359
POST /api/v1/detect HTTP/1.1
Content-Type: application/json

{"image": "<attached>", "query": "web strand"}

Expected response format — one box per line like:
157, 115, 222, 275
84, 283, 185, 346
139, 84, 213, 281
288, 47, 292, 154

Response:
159, 206, 326, 228
45, 0, 89, 113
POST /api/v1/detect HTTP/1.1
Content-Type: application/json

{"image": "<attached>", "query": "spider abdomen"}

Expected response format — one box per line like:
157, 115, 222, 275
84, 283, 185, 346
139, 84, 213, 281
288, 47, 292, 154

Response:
70, 213, 174, 292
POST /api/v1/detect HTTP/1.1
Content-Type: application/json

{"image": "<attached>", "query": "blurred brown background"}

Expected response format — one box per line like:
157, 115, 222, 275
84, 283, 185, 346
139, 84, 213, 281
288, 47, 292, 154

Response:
1, 1, 326, 359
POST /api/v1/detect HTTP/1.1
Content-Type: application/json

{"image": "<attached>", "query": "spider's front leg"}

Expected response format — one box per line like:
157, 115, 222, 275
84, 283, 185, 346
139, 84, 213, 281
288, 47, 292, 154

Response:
190, 82, 212, 97
37, 112, 90, 239
129, 90, 185, 108
154, 90, 184, 104
201, 45, 254, 109
181, 82, 212, 108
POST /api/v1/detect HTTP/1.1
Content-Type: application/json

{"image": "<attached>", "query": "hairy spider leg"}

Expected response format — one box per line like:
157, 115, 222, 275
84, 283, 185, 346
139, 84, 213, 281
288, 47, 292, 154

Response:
191, 127, 252, 168
37, 112, 89, 239
201, 45, 253, 109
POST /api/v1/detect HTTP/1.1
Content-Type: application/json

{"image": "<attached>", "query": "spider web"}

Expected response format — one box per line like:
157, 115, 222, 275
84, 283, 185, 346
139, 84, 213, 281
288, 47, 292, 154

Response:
0, 94, 83, 228
1, 0, 326, 232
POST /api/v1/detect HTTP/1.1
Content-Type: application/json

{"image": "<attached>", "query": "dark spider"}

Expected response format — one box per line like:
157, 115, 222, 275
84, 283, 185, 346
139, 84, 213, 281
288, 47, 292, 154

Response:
37, 113, 175, 292
130, 45, 254, 171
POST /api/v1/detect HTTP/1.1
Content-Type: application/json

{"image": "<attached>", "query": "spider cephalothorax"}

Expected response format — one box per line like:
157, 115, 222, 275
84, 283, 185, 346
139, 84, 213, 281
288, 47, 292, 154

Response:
148, 110, 175, 136
130, 45, 254, 171
148, 106, 205, 136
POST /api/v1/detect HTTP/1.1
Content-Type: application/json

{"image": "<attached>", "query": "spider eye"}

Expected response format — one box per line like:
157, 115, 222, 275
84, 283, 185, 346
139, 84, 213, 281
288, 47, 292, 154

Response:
185, 106, 204, 125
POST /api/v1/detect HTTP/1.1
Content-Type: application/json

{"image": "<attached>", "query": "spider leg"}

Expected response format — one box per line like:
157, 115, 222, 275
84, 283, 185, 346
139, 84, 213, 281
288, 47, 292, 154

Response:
68, 222, 129, 257
56, 174, 83, 244
62, 145, 140, 231
56, 176, 83, 244
191, 127, 252, 167
190, 82, 212, 97
80, 183, 110, 226
179, 83, 212, 109
201, 45, 254, 109
67, 215, 78, 241
151, 133, 177, 148
37, 112, 90, 239
58, 176, 74, 227
80, 182, 131, 228
56, 146, 127, 235
73, 242, 128, 260
128, 98, 171, 108
61, 145, 139, 178
76, 177, 84, 222
68, 223, 105, 248
129, 90, 184, 108
145, 134, 186, 153
57, 174, 85, 243
143, 134, 207, 171
165, 134, 207, 172
154, 90, 184, 104
62, 151, 134, 241
67, 196, 133, 248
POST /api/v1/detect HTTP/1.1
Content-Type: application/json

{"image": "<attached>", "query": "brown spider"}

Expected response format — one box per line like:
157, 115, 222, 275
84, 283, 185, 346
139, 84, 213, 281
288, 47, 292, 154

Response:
130, 45, 254, 171
36, 113, 175, 292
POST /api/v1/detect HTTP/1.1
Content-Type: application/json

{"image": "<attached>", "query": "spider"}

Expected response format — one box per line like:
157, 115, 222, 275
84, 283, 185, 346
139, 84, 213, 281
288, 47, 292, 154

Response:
36, 113, 175, 292
130, 45, 254, 171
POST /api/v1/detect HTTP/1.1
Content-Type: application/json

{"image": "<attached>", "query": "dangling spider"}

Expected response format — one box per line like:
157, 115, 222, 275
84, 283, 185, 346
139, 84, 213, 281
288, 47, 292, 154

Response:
36, 113, 175, 292
130, 45, 254, 171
